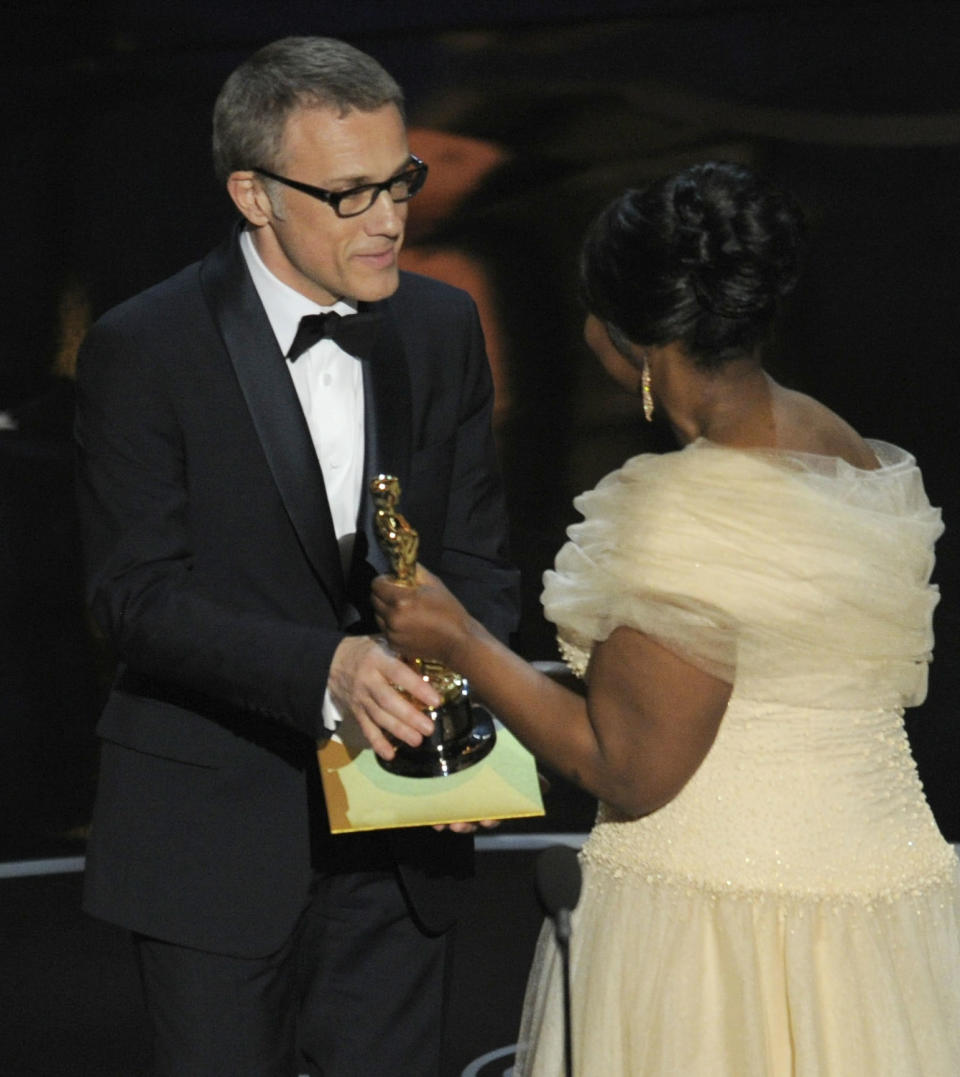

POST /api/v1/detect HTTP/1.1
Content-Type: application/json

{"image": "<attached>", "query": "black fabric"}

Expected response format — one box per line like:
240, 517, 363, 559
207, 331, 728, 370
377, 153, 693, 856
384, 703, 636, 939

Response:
136, 931, 300, 1077
286, 310, 382, 362
296, 870, 451, 1077
134, 870, 451, 1077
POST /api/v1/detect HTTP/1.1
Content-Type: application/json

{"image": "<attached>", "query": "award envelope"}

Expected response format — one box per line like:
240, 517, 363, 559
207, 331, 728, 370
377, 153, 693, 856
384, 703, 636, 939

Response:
318, 711, 544, 833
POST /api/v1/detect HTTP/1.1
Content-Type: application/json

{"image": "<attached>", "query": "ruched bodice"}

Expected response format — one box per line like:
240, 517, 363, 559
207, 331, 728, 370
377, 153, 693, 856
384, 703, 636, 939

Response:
517, 441, 960, 1076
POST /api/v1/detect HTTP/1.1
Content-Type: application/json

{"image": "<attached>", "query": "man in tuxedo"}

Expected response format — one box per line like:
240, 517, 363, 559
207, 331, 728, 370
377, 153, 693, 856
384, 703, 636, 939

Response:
75, 36, 519, 1076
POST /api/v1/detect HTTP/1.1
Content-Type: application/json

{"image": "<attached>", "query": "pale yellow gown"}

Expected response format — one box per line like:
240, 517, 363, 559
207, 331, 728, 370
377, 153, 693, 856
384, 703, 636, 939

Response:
516, 439, 960, 1076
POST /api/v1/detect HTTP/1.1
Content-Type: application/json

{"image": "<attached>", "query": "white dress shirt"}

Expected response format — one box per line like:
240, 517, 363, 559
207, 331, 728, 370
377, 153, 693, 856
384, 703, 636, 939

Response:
240, 227, 366, 730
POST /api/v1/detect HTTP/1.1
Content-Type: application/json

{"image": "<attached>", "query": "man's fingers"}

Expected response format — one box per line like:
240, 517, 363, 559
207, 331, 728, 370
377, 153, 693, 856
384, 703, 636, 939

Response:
432, 819, 501, 833
356, 680, 436, 747
366, 677, 436, 740
388, 664, 442, 712
354, 714, 397, 761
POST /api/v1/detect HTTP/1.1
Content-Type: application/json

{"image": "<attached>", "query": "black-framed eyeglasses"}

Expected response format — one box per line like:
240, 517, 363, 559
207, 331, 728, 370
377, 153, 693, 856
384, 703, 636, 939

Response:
253, 155, 428, 218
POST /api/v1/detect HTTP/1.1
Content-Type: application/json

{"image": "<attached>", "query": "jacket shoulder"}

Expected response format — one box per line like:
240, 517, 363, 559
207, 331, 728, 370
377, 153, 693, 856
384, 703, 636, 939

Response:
392, 269, 475, 311
90, 261, 205, 337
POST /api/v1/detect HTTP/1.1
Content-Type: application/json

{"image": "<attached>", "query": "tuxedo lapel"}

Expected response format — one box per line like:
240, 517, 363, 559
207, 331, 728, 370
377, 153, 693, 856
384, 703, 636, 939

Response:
199, 229, 346, 613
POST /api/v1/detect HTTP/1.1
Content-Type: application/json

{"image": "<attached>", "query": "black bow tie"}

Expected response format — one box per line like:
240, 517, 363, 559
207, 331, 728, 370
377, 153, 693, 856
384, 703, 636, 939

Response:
285, 310, 381, 362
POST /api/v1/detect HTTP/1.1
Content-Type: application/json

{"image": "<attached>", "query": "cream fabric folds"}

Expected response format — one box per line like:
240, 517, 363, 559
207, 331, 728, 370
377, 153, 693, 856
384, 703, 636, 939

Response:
518, 864, 960, 1076
517, 439, 960, 1076
542, 439, 942, 706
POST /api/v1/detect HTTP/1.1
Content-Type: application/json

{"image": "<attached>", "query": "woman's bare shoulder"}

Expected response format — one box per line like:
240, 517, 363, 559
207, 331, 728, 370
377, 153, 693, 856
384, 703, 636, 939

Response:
772, 386, 880, 469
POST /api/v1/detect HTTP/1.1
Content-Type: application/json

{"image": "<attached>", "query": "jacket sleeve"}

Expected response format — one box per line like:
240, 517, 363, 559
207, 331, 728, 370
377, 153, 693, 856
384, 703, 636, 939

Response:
391, 279, 520, 648
434, 297, 519, 646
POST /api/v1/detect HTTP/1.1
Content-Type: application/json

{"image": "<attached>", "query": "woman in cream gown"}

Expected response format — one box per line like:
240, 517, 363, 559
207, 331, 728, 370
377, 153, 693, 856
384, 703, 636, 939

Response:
373, 162, 960, 1075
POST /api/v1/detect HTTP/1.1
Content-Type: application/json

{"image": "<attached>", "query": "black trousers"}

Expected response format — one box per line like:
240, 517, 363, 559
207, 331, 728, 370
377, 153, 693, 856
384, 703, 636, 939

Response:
135, 868, 453, 1077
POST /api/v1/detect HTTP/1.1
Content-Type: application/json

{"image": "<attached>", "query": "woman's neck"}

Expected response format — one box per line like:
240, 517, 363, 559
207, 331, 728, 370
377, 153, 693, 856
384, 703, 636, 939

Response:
654, 349, 773, 447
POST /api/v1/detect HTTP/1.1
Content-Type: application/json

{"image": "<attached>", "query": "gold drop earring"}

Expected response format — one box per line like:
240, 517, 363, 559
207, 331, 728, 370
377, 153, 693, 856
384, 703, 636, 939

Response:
641, 355, 654, 422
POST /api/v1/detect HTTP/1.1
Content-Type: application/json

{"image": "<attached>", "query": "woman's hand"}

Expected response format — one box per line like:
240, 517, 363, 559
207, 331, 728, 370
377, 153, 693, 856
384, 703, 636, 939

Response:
372, 564, 475, 668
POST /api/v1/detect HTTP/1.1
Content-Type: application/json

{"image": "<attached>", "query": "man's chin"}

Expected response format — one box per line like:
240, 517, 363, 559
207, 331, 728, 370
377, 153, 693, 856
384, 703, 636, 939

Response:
353, 268, 401, 304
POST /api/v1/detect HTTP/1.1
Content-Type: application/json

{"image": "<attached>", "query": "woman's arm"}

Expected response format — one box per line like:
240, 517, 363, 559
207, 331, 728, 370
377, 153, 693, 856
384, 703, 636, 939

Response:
373, 567, 731, 817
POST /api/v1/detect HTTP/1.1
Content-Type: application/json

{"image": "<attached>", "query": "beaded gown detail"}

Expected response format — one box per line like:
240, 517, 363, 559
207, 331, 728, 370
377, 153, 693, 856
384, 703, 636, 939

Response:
516, 440, 960, 1076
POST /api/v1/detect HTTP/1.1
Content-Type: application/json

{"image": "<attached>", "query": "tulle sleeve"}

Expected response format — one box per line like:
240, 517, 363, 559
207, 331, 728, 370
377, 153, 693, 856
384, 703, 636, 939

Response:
541, 441, 942, 706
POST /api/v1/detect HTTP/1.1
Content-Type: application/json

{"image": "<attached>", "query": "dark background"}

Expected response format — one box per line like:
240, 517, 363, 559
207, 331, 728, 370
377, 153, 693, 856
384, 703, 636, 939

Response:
2, 0, 958, 858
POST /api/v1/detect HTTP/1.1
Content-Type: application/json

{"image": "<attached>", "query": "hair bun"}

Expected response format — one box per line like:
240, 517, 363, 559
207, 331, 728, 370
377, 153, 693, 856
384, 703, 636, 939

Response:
579, 160, 806, 367
670, 163, 803, 319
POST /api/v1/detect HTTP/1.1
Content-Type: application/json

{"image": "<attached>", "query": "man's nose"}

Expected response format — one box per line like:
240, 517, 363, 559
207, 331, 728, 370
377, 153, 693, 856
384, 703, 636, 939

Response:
365, 189, 403, 233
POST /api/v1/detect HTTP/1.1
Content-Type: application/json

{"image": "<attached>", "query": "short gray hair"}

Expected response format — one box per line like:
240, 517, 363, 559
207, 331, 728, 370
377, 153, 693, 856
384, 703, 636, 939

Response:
212, 36, 405, 183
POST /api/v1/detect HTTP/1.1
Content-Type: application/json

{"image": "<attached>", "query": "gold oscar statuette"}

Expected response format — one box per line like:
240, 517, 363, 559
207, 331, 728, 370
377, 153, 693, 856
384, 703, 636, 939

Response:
370, 474, 496, 777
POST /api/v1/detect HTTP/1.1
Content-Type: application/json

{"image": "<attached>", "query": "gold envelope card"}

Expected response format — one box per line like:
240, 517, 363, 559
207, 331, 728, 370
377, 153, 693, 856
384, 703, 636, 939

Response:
318, 712, 545, 834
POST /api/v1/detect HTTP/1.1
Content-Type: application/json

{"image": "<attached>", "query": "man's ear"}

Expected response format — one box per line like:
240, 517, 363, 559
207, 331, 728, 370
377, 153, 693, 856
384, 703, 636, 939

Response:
226, 171, 273, 226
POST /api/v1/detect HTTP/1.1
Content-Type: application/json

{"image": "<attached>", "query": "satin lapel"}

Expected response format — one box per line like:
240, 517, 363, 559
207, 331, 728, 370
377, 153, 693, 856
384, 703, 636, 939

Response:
355, 300, 413, 579
199, 229, 345, 613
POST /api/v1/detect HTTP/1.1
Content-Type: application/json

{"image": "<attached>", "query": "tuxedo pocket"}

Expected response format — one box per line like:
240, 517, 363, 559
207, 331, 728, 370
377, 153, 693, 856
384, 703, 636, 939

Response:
96, 691, 236, 768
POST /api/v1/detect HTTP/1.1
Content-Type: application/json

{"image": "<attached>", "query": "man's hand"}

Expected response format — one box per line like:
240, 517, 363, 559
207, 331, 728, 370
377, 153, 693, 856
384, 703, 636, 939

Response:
327, 636, 440, 760
433, 820, 501, 834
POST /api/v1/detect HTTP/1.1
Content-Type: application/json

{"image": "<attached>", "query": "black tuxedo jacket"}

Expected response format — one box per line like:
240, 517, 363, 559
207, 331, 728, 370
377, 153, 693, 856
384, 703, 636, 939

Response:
75, 228, 519, 958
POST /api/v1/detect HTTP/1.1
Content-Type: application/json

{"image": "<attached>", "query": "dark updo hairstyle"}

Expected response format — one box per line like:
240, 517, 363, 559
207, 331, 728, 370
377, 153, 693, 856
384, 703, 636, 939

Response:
580, 161, 805, 368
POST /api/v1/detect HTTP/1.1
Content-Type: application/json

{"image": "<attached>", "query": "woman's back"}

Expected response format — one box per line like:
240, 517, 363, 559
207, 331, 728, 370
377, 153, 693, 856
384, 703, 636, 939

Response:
521, 439, 960, 1075
705, 376, 882, 471
550, 438, 951, 890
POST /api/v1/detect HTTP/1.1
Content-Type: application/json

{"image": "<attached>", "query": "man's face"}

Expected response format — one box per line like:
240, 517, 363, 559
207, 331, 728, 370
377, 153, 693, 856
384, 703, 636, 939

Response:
251, 103, 411, 306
